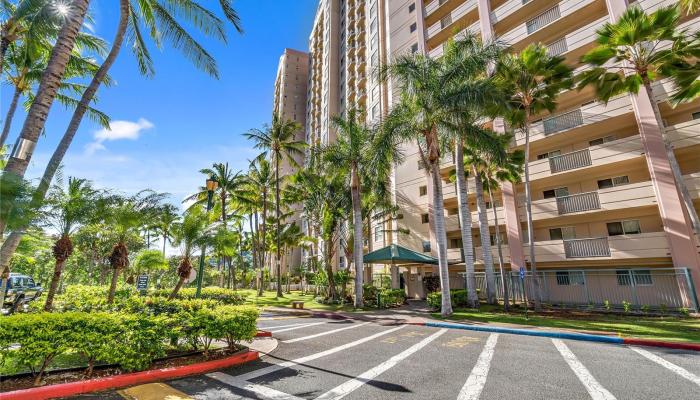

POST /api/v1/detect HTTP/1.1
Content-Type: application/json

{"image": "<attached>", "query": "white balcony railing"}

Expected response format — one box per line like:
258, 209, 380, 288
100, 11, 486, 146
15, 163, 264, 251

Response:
549, 148, 592, 173
556, 191, 601, 214
563, 237, 611, 258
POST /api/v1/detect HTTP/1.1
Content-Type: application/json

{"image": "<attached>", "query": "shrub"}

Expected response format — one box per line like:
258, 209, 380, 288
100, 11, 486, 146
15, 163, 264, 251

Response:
427, 289, 471, 309
71, 313, 123, 376
150, 287, 245, 305
57, 284, 138, 312
114, 313, 170, 372
378, 289, 406, 308
205, 305, 259, 350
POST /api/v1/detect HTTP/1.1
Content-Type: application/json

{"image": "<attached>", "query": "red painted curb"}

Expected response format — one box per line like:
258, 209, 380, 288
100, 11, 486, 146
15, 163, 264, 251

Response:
623, 338, 700, 352
1, 350, 259, 400
256, 330, 272, 337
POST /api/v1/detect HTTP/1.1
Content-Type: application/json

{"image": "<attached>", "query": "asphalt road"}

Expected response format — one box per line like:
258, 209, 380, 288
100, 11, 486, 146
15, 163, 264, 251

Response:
74, 314, 700, 400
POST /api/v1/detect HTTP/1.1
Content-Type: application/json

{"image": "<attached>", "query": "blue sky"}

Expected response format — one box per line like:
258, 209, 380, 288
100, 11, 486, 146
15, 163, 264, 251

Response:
5, 0, 318, 206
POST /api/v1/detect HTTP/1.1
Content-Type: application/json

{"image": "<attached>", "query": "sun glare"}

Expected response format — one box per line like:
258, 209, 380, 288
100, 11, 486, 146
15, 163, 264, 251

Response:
53, 1, 70, 17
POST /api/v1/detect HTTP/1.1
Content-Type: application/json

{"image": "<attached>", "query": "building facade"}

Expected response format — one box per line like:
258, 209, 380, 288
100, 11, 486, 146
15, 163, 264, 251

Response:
296, 0, 700, 310
273, 48, 309, 275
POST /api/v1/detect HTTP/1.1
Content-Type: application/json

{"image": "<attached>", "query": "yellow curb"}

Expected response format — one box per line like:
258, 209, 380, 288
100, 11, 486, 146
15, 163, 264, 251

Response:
118, 383, 193, 400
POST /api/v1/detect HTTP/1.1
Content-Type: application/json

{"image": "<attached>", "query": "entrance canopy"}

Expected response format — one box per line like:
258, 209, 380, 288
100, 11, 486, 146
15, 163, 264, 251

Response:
363, 244, 439, 265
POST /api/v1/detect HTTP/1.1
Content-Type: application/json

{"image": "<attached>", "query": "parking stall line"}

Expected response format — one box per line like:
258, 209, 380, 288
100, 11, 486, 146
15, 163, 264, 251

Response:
259, 322, 316, 330
220, 325, 407, 382
207, 372, 305, 400
457, 333, 499, 400
315, 328, 448, 400
282, 322, 371, 343
630, 347, 700, 387
552, 339, 617, 400
267, 321, 328, 333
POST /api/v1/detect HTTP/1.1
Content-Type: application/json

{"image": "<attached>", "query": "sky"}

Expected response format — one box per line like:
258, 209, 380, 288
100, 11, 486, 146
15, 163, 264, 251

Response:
3, 0, 319, 207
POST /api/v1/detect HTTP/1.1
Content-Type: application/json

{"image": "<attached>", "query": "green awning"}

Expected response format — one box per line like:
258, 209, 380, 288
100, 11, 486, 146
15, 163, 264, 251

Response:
363, 244, 439, 265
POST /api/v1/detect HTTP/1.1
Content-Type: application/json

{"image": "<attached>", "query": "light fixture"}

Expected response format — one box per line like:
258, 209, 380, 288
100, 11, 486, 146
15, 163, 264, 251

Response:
206, 176, 219, 191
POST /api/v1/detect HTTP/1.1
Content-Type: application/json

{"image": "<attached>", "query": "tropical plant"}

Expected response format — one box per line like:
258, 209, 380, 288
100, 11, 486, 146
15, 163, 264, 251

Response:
577, 5, 700, 237
681, 0, 700, 14
493, 43, 573, 310
151, 204, 179, 257
169, 207, 208, 299
244, 114, 306, 297
41, 177, 97, 310
132, 249, 168, 285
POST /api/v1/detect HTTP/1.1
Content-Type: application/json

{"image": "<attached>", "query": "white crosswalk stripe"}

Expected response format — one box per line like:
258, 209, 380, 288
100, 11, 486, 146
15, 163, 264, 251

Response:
258, 322, 315, 330
630, 347, 700, 387
282, 322, 371, 343
457, 333, 499, 400
315, 328, 448, 400
552, 339, 616, 400
267, 321, 327, 333
207, 372, 305, 400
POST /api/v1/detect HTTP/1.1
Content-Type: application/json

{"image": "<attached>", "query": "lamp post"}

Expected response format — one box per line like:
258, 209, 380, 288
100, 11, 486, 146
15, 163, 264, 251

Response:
195, 175, 218, 298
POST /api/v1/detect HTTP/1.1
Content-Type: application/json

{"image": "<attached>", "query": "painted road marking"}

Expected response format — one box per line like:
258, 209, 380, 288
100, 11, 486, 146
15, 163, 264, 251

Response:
442, 336, 480, 349
315, 329, 448, 400
221, 325, 407, 382
552, 339, 616, 400
630, 347, 700, 387
282, 322, 371, 343
267, 321, 327, 333
258, 322, 315, 330
118, 382, 193, 399
457, 333, 499, 400
207, 372, 305, 400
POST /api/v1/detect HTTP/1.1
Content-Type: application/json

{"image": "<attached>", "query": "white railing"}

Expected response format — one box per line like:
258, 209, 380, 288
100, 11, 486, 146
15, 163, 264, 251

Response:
549, 148, 592, 173
556, 191, 601, 214
547, 37, 568, 56
564, 237, 611, 258
526, 5, 561, 34
543, 108, 583, 135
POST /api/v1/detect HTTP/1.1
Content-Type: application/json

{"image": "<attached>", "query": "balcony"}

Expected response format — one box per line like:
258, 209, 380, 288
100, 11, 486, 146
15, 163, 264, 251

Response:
533, 232, 670, 263
563, 237, 610, 258
426, 0, 477, 40
556, 191, 601, 215
549, 148, 592, 173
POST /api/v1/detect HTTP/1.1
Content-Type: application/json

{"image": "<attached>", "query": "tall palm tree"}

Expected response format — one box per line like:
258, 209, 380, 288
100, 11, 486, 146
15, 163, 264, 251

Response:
0, 0, 243, 275
681, 0, 700, 13
245, 115, 306, 297
41, 177, 97, 310
169, 206, 208, 299
380, 48, 496, 316
493, 43, 573, 310
241, 158, 273, 295
152, 204, 179, 257
578, 5, 700, 237
324, 110, 401, 307
105, 190, 166, 304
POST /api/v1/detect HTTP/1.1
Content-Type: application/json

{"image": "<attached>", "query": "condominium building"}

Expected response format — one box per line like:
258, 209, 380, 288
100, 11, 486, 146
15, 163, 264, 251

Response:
272, 48, 309, 275
295, 0, 700, 311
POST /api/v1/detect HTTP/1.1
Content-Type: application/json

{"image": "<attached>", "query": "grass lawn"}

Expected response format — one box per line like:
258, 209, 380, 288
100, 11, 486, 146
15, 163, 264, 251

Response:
431, 305, 700, 343
239, 289, 364, 312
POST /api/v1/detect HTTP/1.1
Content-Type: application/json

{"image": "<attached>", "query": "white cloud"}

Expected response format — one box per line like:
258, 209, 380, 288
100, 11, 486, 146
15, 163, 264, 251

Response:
86, 118, 154, 154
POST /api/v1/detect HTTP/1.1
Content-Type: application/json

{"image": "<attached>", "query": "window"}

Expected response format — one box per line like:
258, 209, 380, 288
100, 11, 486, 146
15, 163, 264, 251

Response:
537, 150, 561, 160
490, 233, 506, 245
549, 226, 575, 240
339, 256, 345, 269
633, 270, 653, 286
422, 240, 431, 252
449, 238, 463, 249
411, 43, 419, 54
616, 270, 632, 286
372, 104, 379, 119
419, 185, 427, 196
597, 175, 630, 189
409, 3, 415, 13
410, 23, 417, 33
543, 187, 569, 199
607, 220, 641, 236
556, 271, 585, 286
589, 135, 616, 146
693, 111, 700, 120
447, 207, 458, 216
421, 214, 429, 224
374, 225, 384, 242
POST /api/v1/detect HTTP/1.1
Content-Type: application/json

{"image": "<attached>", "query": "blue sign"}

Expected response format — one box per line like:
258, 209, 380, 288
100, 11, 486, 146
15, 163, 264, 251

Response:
519, 267, 525, 280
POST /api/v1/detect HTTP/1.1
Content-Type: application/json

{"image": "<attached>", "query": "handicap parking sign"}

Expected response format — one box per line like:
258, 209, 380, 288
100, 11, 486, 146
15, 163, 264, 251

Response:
519, 267, 525, 280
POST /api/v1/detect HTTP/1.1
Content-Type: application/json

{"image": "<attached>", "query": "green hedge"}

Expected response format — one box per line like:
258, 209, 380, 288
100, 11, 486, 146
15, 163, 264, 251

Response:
362, 285, 406, 308
149, 287, 246, 305
426, 289, 471, 309
0, 305, 259, 383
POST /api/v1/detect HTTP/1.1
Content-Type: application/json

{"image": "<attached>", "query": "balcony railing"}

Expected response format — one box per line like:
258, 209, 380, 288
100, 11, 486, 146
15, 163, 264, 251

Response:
543, 108, 583, 135
549, 148, 592, 173
547, 37, 568, 56
564, 237, 611, 258
526, 5, 560, 34
556, 191, 601, 215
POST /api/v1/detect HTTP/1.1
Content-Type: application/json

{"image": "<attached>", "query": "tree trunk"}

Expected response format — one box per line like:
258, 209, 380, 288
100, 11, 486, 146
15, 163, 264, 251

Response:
44, 258, 66, 311
107, 267, 120, 304
1, 0, 89, 186
0, 231, 22, 307
488, 185, 509, 311
275, 154, 283, 297
169, 277, 186, 299
430, 160, 453, 317
0, 0, 128, 267
454, 141, 479, 308
325, 240, 337, 299
351, 166, 364, 308
0, 86, 21, 148
522, 120, 542, 310
162, 234, 167, 257
473, 168, 497, 305
0, 36, 9, 73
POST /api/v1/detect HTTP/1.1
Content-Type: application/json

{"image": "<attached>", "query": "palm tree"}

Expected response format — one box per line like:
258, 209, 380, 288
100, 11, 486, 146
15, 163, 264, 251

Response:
0, 0, 243, 273
152, 204, 179, 257
169, 206, 208, 299
493, 43, 573, 310
578, 5, 700, 237
681, 0, 700, 13
245, 115, 306, 297
41, 177, 97, 310
241, 158, 273, 295
381, 49, 493, 316
105, 191, 166, 304
324, 110, 401, 307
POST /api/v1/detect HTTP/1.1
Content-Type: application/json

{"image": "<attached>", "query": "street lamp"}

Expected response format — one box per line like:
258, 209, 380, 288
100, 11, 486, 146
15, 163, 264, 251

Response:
195, 175, 218, 298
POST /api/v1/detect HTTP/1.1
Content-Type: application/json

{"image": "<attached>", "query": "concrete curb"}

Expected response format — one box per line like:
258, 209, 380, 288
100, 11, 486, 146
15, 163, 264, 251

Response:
0, 350, 259, 400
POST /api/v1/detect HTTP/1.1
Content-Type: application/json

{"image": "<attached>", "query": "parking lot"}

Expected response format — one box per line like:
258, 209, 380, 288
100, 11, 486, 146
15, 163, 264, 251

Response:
76, 315, 700, 400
